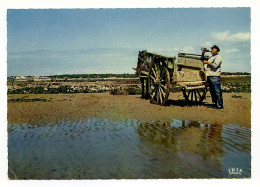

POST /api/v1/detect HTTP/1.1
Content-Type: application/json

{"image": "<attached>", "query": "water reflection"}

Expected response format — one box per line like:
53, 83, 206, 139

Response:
8, 119, 251, 179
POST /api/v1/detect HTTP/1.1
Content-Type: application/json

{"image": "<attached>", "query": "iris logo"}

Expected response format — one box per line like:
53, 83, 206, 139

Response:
228, 168, 243, 175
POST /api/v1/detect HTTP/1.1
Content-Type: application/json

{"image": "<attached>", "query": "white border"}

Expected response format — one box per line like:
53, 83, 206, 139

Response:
1, 1, 260, 187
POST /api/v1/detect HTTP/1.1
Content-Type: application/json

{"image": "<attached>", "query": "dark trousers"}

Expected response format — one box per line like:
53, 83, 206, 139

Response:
207, 76, 223, 107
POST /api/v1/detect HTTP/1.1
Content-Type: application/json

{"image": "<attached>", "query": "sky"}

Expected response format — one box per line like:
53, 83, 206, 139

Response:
7, 8, 251, 76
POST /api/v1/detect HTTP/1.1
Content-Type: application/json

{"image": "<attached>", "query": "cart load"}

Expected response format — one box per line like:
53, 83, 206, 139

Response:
134, 50, 209, 105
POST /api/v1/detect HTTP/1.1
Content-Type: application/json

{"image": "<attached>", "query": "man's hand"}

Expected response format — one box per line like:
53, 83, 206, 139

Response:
203, 60, 211, 65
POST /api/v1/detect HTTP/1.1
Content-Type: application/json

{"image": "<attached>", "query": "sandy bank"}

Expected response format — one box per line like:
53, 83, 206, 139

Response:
7, 92, 251, 128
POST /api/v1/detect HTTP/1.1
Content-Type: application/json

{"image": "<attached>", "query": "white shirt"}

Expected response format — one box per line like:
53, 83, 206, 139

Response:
205, 54, 222, 76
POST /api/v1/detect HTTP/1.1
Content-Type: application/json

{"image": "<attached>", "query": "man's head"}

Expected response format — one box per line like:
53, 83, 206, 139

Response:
211, 45, 220, 55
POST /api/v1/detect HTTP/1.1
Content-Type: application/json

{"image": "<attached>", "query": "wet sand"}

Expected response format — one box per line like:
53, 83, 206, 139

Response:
7, 92, 251, 179
8, 119, 251, 179
8, 92, 251, 128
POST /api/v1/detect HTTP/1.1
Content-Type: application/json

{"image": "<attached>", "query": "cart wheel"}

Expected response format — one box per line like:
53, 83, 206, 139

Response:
183, 88, 207, 105
148, 61, 170, 105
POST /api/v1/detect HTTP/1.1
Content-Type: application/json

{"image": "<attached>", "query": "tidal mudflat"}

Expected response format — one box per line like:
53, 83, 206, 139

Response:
8, 118, 250, 179
8, 93, 251, 179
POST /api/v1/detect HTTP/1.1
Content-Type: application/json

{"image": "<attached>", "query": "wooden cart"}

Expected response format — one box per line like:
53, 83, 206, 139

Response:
136, 51, 208, 105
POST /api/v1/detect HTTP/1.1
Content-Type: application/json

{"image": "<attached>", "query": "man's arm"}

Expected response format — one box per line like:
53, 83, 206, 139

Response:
201, 49, 206, 61
203, 55, 222, 68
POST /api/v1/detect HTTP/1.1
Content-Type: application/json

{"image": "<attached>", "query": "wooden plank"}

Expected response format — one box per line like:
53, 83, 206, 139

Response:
181, 81, 206, 86
185, 85, 206, 90
178, 55, 202, 60
176, 63, 202, 69
140, 71, 149, 75
177, 57, 186, 64
178, 53, 209, 58
177, 58, 203, 69
185, 58, 195, 64
178, 53, 202, 57
181, 67, 200, 72
175, 71, 198, 82
177, 53, 205, 70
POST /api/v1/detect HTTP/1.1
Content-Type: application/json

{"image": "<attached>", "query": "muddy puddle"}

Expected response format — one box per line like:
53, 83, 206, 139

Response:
8, 119, 251, 179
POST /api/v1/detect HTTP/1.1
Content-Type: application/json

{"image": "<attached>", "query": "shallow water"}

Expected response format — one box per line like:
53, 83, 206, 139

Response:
8, 119, 251, 179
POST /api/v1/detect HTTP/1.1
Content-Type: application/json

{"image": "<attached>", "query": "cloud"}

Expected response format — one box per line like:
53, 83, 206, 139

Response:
210, 31, 250, 42
202, 41, 213, 47
225, 48, 240, 53
173, 47, 180, 52
145, 46, 194, 56
181, 46, 195, 53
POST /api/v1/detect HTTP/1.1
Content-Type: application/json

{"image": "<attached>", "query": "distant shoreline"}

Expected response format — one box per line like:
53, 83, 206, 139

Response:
7, 72, 251, 78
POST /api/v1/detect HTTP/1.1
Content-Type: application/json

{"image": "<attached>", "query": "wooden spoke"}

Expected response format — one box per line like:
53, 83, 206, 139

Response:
154, 63, 158, 71
187, 90, 191, 98
183, 88, 207, 105
188, 90, 191, 98
160, 84, 166, 90
194, 90, 198, 103
159, 86, 166, 98
157, 66, 160, 78
150, 75, 156, 81
148, 61, 170, 105
151, 85, 156, 95
152, 68, 156, 77
196, 89, 201, 99
191, 90, 193, 103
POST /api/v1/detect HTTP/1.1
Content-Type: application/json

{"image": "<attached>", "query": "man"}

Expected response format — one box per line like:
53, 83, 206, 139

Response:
201, 45, 224, 109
